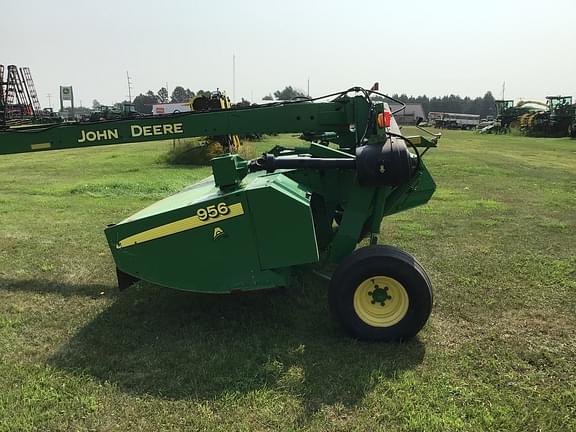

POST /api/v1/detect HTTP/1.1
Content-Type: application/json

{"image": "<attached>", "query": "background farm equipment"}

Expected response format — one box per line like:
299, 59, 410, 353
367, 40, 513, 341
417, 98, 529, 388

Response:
428, 112, 480, 130
0, 87, 439, 341
491, 100, 544, 133
85, 103, 142, 122
518, 96, 573, 137
492, 97, 574, 137
492, 100, 516, 133
0, 64, 42, 126
166, 90, 241, 164
1, 64, 64, 127
569, 104, 576, 138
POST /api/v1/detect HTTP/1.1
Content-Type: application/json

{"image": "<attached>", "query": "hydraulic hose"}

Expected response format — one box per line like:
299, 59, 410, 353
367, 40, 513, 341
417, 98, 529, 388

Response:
249, 154, 355, 172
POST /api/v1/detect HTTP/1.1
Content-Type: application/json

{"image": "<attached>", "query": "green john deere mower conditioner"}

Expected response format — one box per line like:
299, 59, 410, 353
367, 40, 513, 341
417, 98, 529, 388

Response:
0, 87, 440, 341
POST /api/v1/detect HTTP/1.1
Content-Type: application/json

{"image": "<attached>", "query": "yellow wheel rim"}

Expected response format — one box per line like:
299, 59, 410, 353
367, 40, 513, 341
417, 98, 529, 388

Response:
353, 276, 409, 327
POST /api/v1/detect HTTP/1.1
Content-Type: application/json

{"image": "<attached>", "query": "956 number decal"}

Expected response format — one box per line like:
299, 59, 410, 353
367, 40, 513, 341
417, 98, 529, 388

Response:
196, 202, 230, 221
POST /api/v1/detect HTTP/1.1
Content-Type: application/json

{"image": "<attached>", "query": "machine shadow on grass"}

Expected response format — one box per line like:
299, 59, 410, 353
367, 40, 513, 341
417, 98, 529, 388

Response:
0, 278, 111, 298
49, 277, 425, 410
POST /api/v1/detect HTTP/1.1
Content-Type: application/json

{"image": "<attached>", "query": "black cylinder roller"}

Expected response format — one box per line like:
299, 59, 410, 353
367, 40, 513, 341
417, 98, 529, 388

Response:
355, 138, 416, 187
249, 154, 355, 172
249, 137, 417, 187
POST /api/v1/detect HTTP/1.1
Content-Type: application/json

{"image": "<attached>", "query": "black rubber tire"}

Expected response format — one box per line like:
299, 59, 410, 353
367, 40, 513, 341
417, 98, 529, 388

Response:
329, 245, 433, 342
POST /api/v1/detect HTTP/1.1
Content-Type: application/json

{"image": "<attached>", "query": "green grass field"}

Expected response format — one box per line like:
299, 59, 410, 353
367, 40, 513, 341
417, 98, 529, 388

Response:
0, 130, 575, 431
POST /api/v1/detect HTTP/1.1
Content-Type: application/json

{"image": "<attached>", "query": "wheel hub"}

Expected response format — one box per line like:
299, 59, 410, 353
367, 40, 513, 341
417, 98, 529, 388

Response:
369, 284, 391, 306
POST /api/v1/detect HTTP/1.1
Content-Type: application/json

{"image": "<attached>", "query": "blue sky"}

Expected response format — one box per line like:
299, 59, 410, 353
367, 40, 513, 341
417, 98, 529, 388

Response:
3, 0, 575, 107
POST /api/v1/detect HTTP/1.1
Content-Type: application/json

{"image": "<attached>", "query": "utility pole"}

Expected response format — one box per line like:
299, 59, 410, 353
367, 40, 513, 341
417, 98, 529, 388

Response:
307, 78, 310, 97
232, 54, 236, 103
46, 93, 52, 108
501, 81, 506, 100
126, 71, 133, 103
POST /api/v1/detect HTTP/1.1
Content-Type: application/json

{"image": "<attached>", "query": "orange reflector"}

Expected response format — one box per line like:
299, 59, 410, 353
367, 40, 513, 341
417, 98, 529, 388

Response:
377, 112, 392, 128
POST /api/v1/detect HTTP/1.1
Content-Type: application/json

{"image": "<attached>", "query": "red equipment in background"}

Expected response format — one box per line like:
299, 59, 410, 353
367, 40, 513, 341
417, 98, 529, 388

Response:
0, 64, 42, 125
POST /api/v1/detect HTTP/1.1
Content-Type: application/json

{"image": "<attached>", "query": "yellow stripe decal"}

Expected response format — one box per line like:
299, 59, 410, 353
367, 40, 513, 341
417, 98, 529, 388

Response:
31, 142, 52, 150
117, 202, 244, 249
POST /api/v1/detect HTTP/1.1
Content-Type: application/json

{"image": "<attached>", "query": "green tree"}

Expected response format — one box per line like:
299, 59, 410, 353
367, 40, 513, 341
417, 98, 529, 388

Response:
480, 91, 496, 118
171, 86, 192, 103
274, 86, 306, 100
262, 94, 273, 101
92, 99, 101, 109
196, 89, 211, 97
133, 92, 158, 114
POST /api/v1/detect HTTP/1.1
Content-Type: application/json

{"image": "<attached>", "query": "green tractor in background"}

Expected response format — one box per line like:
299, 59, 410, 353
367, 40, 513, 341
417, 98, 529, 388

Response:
166, 90, 241, 165
86, 103, 142, 122
493, 100, 516, 133
519, 96, 573, 137
494, 96, 574, 137
568, 102, 576, 139
493, 99, 548, 134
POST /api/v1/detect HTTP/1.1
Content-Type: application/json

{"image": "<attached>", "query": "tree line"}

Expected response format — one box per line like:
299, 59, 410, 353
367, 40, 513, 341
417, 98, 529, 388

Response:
130, 86, 213, 114
373, 91, 496, 118
96, 85, 497, 118
266, 86, 497, 118
265, 86, 497, 118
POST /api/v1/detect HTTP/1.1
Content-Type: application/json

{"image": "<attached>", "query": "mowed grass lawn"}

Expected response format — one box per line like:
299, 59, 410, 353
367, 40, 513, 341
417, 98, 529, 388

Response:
0, 130, 574, 431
